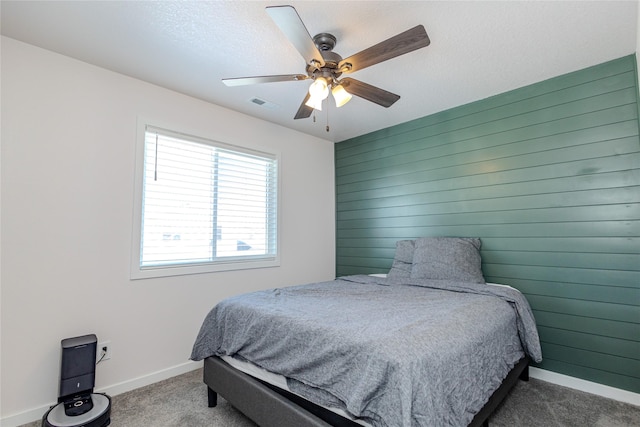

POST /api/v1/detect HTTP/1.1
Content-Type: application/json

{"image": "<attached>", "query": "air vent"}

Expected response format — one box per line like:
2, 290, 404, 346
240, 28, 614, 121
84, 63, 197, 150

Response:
249, 97, 279, 110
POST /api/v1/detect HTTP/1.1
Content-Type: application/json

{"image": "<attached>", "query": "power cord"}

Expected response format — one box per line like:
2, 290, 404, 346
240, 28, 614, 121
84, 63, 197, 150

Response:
96, 346, 108, 365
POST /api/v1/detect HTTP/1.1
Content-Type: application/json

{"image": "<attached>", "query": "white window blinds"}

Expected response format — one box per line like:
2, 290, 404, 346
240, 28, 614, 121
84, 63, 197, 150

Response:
139, 126, 278, 270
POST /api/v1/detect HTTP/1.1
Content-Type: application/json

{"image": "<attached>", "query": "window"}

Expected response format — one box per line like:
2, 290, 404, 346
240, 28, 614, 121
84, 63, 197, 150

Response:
131, 124, 279, 279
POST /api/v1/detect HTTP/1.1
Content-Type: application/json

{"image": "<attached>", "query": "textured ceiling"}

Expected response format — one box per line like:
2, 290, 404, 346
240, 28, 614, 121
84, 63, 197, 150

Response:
1, 1, 638, 142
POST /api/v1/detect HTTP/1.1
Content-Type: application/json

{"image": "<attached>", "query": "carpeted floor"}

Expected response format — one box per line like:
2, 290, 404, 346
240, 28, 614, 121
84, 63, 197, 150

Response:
26, 368, 640, 427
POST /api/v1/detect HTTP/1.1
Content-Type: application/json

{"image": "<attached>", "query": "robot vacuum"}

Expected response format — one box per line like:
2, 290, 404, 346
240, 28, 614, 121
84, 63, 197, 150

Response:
42, 334, 111, 427
42, 393, 111, 427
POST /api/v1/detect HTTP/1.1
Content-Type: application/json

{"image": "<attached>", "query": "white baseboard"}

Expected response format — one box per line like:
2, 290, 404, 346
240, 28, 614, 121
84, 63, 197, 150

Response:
98, 360, 203, 397
529, 367, 640, 407
0, 360, 203, 427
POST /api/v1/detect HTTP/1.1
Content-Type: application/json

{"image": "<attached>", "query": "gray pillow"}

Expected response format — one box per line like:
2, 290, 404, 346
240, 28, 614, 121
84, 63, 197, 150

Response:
387, 239, 416, 279
410, 237, 485, 283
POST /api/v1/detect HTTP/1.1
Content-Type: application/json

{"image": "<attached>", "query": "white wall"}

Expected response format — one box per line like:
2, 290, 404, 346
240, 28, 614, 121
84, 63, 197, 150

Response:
0, 36, 336, 425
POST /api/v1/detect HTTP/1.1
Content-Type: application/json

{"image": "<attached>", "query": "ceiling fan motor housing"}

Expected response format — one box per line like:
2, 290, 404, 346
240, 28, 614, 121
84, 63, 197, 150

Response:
308, 34, 345, 81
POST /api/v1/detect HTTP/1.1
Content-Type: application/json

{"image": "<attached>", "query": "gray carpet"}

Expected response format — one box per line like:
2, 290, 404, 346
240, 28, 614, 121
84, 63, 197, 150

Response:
26, 368, 640, 426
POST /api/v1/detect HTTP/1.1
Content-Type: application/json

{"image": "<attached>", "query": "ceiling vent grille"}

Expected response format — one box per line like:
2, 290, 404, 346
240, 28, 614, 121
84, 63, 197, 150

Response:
249, 97, 279, 109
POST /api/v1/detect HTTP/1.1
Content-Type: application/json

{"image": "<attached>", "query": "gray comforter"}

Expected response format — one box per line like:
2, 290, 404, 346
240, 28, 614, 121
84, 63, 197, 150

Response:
191, 275, 542, 426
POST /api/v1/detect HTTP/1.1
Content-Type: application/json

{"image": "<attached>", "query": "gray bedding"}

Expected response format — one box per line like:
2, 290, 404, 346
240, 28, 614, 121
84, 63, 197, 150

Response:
191, 275, 542, 427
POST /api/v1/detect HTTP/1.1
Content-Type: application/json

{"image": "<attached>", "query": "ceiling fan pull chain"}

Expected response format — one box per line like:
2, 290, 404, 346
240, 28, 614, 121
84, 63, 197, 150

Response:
326, 104, 330, 132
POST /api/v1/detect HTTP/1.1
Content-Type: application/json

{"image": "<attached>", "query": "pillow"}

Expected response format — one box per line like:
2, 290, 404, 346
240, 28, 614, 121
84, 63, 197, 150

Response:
410, 237, 485, 283
387, 239, 416, 279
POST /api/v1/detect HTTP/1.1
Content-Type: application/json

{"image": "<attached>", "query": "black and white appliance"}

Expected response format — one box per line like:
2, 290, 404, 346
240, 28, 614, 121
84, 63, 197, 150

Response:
42, 334, 111, 427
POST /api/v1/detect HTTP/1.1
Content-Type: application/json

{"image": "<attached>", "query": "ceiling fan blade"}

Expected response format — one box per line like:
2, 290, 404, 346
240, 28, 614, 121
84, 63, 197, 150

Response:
340, 78, 400, 108
294, 93, 314, 119
222, 74, 309, 87
266, 5, 325, 68
338, 25, 430, 74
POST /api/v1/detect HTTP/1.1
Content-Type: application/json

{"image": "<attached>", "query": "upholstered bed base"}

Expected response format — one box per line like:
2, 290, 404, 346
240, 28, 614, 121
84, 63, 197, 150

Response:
203, 355, 530, 427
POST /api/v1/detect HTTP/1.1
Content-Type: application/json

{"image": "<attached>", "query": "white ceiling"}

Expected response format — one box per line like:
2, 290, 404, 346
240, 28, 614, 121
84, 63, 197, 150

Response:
1, 1, 638, 142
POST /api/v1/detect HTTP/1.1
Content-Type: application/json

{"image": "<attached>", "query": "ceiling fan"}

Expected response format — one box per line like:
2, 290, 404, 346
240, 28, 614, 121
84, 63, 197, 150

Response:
223, 5, 430, 120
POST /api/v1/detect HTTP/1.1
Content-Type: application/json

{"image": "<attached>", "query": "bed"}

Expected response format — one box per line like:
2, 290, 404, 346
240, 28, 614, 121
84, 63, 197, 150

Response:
191, 237, 542, 426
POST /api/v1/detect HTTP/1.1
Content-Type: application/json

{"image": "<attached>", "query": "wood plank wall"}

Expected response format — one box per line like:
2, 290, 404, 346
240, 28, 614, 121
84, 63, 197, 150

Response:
334, 55, 640, 393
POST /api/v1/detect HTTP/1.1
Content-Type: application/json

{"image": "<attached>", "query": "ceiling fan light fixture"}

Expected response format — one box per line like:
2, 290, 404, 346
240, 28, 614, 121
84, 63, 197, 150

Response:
332, 84, 352, 107
305, 95, 323, 111
308, 77, 329, 100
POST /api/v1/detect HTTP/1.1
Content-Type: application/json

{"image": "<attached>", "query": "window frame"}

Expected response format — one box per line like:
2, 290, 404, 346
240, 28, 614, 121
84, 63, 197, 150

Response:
130, 120, 281, 279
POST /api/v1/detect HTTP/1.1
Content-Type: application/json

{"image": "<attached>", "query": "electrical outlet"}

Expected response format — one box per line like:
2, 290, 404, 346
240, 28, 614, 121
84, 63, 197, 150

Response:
98, 341, 112, 362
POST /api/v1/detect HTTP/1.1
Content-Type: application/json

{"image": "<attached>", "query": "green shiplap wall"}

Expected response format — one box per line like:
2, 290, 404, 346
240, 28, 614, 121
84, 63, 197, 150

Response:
335, 55, 640, 393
